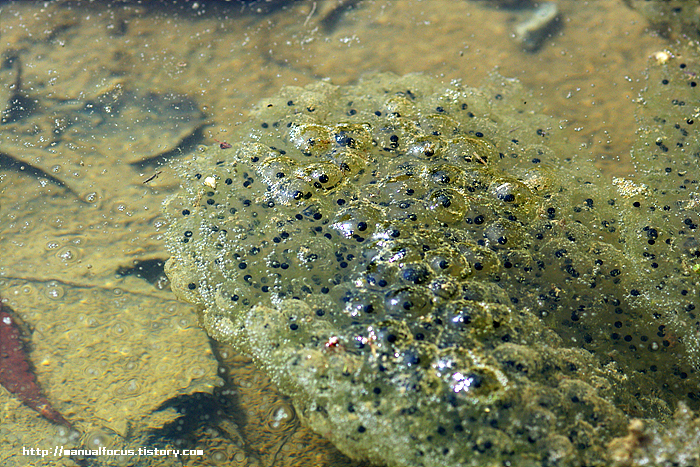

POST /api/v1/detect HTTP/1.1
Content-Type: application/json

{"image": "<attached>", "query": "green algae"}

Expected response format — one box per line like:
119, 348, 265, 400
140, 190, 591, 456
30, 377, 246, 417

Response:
163, 71, 700, 466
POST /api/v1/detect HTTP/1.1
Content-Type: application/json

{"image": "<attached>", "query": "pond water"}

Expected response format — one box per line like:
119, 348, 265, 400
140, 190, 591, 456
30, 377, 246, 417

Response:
0, 1, 689, 467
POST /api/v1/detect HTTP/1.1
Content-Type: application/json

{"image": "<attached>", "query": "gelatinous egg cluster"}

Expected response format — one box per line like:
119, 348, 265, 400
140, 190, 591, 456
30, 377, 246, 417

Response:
164, 72, 699, 467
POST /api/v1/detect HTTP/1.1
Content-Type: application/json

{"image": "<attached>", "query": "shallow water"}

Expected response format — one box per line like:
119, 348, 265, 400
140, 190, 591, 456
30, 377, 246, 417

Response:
0, 1, 675, 466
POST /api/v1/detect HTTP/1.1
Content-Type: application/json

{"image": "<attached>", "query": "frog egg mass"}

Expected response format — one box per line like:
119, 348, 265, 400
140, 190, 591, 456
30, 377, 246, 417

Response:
164, 72, 700, 467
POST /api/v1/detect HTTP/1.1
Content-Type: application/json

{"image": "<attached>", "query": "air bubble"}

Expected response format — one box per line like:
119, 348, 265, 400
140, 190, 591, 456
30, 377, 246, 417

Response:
82, 430, 112, 450
56, 246, 79, 262
266, 401, 296, 431
45, 284, 65, 300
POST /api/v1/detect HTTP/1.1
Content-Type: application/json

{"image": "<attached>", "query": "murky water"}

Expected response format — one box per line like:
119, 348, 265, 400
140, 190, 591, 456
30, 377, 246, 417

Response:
0, 1, 675, 466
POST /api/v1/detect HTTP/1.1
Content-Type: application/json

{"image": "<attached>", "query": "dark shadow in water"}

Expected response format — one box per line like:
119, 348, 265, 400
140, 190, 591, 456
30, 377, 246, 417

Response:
129, 126, 206, 170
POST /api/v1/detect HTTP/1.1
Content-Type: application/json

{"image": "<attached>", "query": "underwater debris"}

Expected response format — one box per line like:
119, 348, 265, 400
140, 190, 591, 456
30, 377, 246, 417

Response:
514, 1, 559, 51
0, 300, 71, 428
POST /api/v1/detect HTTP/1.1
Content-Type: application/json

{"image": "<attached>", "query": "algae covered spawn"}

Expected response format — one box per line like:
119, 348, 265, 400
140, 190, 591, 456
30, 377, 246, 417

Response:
164, 72, 700, 466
